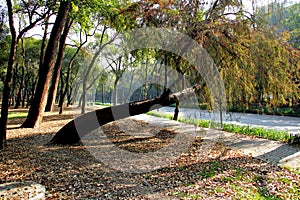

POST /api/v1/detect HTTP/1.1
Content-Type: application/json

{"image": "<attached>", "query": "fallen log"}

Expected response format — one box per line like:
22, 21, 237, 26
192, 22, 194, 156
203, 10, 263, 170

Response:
49, 88, 181, 144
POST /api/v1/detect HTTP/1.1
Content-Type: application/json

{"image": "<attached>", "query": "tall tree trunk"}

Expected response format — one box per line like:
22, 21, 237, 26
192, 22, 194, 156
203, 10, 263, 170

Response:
22, 86, 27, 108
101, 84, 105, 103
58, 52, 72, 114
21, 1, 71, 128
81, 79, 87, 114
39, 15, 49, 72
0, 0, 18, 149
78, 94, 83, 108
58, 70, 65, 114
45, 19, 72, 112
67, 89, 73, 107
81, 26, 112, 114
81, 50, 102, 114
10, 64, 18, 107
60, 32, 87, 113
113, 78, 119, 106
164, 54, 168, 89
15, 38, 26, 109
14, 64, 25, 109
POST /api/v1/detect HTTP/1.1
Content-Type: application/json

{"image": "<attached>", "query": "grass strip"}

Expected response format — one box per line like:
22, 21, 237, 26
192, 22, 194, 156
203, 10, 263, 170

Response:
0, 112, 28, 119
147, 111, 299, 144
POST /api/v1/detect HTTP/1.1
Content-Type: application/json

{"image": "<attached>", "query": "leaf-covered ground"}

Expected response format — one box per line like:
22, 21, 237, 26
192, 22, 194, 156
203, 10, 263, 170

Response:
0, 109, 299, 199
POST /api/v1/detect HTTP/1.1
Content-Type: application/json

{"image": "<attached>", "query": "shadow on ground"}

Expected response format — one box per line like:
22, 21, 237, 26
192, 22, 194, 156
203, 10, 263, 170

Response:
2, 117, 299, 199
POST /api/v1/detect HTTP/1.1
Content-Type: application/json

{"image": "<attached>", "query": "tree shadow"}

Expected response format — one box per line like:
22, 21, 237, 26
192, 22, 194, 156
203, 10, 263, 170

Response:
7, 118, 25, 126
222, 135, 300, 168
3, 114, 298, 199
41, 114, 74, 122
2, 129, 292, 199
257, 144, 300, 167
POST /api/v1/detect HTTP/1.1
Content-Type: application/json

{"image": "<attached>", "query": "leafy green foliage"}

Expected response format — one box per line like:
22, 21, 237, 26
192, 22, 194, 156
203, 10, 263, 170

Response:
0, 36, 11, 84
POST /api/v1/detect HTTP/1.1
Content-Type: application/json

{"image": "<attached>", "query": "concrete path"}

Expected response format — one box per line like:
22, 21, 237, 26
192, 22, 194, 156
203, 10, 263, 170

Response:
132, 114, 300, 169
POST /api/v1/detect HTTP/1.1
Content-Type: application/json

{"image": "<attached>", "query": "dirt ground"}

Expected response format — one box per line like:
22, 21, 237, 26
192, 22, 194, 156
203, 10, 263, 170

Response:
0, 108, 299, 199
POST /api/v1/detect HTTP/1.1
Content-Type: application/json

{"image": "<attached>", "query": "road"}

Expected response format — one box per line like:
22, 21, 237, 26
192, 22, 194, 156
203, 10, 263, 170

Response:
153, 107, 300, 135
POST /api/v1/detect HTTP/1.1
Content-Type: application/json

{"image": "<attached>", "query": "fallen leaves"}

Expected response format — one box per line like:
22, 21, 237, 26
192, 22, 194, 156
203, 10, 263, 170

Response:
0, 110, 299, 199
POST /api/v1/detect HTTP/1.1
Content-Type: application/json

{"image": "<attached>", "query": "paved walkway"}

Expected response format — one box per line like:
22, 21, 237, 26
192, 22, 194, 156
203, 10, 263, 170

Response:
132, 114, 300, 169
155, 107, 300, 135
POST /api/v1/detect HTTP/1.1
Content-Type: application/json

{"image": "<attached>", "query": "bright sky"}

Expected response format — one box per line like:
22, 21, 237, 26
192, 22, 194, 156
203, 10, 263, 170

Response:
1, 0, 299, 40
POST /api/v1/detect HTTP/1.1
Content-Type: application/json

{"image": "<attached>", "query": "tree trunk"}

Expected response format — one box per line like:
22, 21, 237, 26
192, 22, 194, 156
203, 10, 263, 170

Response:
81, 49, 102, 114
48, 85, 200, 145
49, 89, 177, 145
173, 97, 180, 120
58, 70, 65, 114
14, 64, 24, 109
10, 64, 18, 107
21, 1, 71, 128
0, 0, 18, 149
22, 86, 27, 108
39, 15, 49, 71
125, 71, 135, 101
14, 39, 26, 109
113, 78, 119, 106
81, 26, 113, 113
101, 84, 105, 103
164, 54, 168, 89
67, 85, 74, 107
78, 94, 83, 108
45, 19, 72, 112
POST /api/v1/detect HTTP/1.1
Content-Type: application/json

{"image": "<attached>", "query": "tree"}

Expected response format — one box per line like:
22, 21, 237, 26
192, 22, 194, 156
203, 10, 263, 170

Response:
0, 4, 8, 40
57, 42, 88, 114
80, 26, 117, 114
105, 54, 127, 105
45, 18, 73, 112
21, 1, 72, 128
283, 3, 300, 49
14, 38, 25, 109
49, 87, 190, 144
0, 0, 50, 149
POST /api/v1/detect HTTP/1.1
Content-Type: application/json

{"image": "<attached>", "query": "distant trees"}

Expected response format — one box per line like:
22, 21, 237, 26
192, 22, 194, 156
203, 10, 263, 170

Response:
283, 4, 300, 49
256, 1, 300, 49
13, 38, 41, 109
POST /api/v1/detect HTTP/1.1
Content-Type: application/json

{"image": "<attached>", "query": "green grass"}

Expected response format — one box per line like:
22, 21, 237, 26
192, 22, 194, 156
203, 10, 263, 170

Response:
148, 111, 210, 128
168, 162, 299, 199
94, 102, 112, 106
198, 161, 221, 179
283, 167, 300, 175
222, 168, 287, 200
222, 124, 292, 143
147, 111, 299, 144
1, 112, 28, 119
